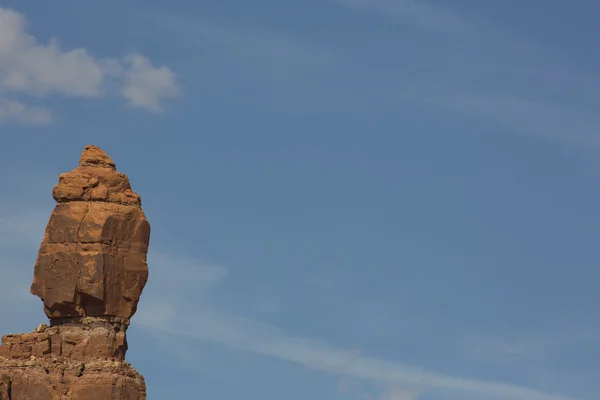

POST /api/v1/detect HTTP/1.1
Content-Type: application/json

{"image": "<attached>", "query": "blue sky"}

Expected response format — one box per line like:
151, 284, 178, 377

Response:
0, 1, 599, 399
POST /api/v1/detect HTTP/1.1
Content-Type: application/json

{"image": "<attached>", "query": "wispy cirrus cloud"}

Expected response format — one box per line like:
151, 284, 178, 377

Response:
460, 327, 600, 362
134, 253, 579, 400
331, 0, 600, 150
330, 0, 473, 33
138, 297, 576, 400
378, 387, 420, 400
339, 378, 421, 400
141, 9, 335, 80
0, 7, 181, 124
427, 94, 600, 149
0, 99, 52, 125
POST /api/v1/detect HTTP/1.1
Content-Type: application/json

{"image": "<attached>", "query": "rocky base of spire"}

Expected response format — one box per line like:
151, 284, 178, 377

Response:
0, 357, 145, 400
0, 323, 146, 400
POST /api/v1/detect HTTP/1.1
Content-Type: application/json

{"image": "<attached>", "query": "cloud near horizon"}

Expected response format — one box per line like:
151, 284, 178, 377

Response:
0, 7, 180, 124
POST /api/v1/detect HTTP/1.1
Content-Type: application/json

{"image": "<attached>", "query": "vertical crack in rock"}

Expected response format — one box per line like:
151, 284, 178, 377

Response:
1, 145, 149, 400
74, 203, 91, 307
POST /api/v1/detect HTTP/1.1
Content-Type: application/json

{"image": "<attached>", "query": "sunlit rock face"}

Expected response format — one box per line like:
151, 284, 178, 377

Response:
30, 145, 151, 325
1, 145, 150, 399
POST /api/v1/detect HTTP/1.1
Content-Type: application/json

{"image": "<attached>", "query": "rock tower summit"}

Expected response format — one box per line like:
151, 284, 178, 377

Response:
0, 145, 149, 399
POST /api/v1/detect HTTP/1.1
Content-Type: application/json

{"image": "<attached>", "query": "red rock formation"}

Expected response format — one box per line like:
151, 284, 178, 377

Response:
30, 145, 150, 325
0, 324, 145, 400
0, 145, 149, 399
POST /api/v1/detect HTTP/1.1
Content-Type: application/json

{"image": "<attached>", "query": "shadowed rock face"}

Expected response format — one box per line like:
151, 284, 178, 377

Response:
30, 145, 150, 325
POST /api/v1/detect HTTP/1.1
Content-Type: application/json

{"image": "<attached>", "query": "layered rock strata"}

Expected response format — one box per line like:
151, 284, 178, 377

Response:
0, 323, 145, 400
0, 145, 150, 400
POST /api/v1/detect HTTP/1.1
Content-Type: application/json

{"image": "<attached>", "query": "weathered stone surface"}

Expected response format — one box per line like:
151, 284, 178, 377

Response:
0, 357, 145, 400
1, 145, 149, 399
0, 322, 128, 361
30, 145, 150, 325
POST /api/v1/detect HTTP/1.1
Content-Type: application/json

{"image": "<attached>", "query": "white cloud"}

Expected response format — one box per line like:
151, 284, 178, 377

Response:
0, 7, 180, 123
0, 99, 52, 125
120, 54, 181, 112
0, 9, 104, 97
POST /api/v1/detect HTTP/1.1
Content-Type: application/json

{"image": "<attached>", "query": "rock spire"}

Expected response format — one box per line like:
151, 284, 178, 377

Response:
0, 145, 150, 399
31, 144, 150, 325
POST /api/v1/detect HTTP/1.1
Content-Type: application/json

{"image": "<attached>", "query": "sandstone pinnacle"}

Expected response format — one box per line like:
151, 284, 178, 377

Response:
1, 145, 149, 399
31, 144, 150, 325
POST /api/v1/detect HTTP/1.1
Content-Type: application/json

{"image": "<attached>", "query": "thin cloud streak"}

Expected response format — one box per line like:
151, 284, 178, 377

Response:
132, 219, 593, 400
0, 99, 52, 125
332, 0, 600, 150
331, 0, 473, 33
427, 94, 600, 149
339, 379, 421, 400
142, 9, 335, 79
140, 308, 576, 400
